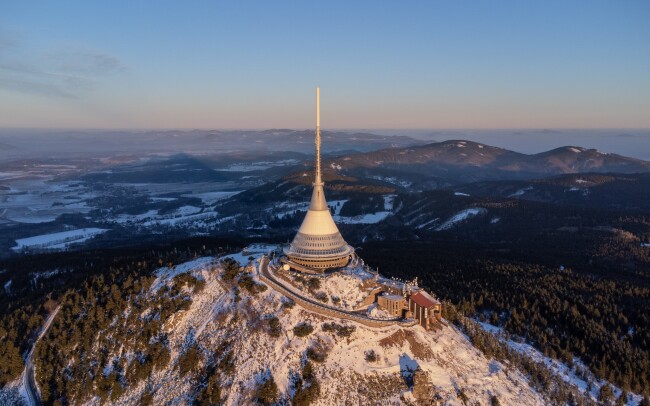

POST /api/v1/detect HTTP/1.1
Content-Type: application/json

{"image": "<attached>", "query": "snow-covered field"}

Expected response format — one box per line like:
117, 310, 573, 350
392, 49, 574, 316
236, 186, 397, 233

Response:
12, 228, 107, 251
114, 210, 159, 224
0, 179, 94, 224
327, 199, 348, 216
330, 194, 395, 225
0, 169, 247, 234
269, 195, 394, 225
508, 186, 533, 198
180, 190, 241, 204
215, 159, 299, 172
335, 211, 391, 224
436, 208, 487, 231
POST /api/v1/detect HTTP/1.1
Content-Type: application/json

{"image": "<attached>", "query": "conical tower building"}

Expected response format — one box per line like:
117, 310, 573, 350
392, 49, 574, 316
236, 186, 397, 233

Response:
283, 88, 354, 271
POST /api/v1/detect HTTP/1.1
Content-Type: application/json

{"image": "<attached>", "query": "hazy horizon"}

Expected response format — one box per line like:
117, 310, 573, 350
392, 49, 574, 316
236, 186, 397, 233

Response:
2, 127, 650, 161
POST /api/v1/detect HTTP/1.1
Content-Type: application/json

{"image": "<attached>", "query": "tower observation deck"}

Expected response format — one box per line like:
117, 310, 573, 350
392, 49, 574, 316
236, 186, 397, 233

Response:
283, 88, 354, 271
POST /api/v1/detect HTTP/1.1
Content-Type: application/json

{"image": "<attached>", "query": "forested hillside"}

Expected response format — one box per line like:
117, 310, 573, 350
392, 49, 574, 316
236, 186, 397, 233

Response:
362, 236, 650, 394
0, 237, 241, 388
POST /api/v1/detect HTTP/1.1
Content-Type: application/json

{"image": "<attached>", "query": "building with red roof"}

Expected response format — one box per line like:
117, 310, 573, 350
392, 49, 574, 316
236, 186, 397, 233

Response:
408, 290, 442, 330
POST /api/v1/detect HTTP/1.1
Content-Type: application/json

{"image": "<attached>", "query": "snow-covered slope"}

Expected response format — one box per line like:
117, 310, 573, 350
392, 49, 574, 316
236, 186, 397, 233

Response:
87, 250, 548, 406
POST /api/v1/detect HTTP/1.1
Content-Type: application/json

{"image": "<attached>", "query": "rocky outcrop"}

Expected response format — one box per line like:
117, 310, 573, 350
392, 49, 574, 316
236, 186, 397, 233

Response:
412, 367, 436, 405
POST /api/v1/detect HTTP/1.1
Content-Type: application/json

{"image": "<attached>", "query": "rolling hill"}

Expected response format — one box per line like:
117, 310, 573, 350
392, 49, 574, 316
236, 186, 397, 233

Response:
326, 140, 650, 186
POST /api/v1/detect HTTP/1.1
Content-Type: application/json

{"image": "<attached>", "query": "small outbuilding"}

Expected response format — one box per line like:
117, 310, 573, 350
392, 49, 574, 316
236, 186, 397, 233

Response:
377, 293, 406, 317
408, 291, 442, 330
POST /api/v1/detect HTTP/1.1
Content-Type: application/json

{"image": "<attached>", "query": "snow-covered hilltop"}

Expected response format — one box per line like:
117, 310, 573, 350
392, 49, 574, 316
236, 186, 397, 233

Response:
77, 247, 549, 406
1, 243, 621, 406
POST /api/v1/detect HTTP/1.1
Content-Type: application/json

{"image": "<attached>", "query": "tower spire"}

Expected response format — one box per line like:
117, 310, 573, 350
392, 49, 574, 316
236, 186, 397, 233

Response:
315, 87, 322, 186
283, 87, 354, 272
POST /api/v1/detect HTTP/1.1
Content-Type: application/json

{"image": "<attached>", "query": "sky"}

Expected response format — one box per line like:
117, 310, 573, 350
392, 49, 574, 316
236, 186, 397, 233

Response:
0, 1, 649, 130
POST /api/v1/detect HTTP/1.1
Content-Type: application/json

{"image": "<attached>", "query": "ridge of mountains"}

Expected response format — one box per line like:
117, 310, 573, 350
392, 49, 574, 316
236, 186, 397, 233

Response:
326, 140, 650, 185
70, 139, 650, 192
1, 133, 649, 404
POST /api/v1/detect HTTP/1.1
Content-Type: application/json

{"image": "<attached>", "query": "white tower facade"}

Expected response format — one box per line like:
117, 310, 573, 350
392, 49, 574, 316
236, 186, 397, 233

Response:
283, 88, 354, 270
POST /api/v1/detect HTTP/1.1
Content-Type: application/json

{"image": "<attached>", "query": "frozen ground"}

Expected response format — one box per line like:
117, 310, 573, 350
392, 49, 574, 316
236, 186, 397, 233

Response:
0, 179, 94, 224
12, 228, 107, 251
102, 250, 548, 406
215, 159, 299, 172
335, 211, 391, 224
288, 269, 373, 310
221, 243, 278, 265
476, 321, 643, 406
327, 199, 348, 216
369, 175, 413, 188
436, 208, 487, 231
268, 195, 393, 225
330, 194, 395, 224
180, 190, 241, 204
269, 201, 311, 220
508, 186, 533, 198
0, 381, 24, 406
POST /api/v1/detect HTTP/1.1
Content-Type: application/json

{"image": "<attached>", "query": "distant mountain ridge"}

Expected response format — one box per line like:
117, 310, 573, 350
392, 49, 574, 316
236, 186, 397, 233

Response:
327, 140, 650, 184
0, 129, 425, 160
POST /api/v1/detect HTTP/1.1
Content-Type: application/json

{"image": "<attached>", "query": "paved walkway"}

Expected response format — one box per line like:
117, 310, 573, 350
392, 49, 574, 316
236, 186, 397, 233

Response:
258, 256, 416, 329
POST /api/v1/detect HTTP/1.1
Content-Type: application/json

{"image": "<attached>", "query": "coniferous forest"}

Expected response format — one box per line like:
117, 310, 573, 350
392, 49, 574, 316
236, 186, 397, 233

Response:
1, 196, 649, 403
362, 236, 650, 395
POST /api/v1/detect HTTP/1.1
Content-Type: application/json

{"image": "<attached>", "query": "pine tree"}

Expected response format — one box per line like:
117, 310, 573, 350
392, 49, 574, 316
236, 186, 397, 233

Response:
598, 384, 614, 405
255, 375, 279, 405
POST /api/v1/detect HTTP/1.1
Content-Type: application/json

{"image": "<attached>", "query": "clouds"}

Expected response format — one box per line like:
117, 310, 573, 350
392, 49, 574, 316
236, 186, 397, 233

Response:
0, 34, 126, 99
45, 51, 126, 76
0, 75, 80, 99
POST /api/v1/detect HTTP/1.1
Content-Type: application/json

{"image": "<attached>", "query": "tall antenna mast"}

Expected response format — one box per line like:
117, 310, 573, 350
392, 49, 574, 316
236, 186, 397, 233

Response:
315, 87, 322, 185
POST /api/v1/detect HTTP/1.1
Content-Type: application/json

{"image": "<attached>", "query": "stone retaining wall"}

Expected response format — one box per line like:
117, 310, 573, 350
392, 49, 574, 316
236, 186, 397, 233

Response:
258, 256, 417, 329
355, 287, 385, 310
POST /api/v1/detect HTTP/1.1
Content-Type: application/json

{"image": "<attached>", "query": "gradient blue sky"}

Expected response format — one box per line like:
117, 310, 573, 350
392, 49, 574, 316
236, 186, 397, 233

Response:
1, 1, 649, 129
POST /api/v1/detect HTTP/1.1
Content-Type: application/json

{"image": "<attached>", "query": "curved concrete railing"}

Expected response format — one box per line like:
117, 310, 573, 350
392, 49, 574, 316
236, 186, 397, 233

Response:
258, 256, 417, 329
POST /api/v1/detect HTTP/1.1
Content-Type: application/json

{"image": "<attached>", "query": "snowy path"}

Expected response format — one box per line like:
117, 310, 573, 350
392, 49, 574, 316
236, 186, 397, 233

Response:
258, 256, 416, 328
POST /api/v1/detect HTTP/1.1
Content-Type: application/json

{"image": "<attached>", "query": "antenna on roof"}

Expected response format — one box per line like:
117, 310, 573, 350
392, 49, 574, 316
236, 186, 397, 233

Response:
315, 87, 322, 186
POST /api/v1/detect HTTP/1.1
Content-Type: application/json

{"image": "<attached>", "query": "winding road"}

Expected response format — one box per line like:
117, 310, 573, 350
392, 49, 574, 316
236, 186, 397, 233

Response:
21, 306, 60, 406
258, 256, 416, 328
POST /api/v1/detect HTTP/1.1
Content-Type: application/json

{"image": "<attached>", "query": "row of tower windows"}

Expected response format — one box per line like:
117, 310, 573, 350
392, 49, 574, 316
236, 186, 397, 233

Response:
305, 242, 337, 248
297, 238, 343, 245
292, 247, 348, 256
296, 233, 340, 241
291, 255, 351, 268
307, 235, 336, 241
